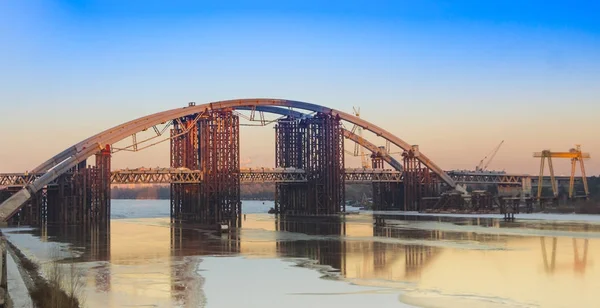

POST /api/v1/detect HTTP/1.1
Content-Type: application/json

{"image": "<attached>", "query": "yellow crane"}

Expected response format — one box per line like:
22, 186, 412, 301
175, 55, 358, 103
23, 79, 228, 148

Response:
534, 145, 590, 199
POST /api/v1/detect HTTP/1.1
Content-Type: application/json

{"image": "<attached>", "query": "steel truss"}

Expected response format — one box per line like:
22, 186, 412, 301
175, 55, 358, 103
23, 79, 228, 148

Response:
3, 170, 583, 187
344, 169, 403, 183
240, 168, 307, 183
447, 171, 526, 186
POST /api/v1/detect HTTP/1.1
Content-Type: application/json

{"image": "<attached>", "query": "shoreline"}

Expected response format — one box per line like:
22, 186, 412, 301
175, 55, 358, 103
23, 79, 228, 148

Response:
3, 234, 80, 308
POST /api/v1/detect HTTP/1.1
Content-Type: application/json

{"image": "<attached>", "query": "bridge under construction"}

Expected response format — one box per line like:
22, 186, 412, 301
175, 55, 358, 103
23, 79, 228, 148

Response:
0, 99, 592, 228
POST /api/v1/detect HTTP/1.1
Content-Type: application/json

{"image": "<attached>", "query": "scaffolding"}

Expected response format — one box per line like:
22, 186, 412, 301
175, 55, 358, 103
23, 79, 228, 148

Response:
198, 110, 241, 226
274, 113, 345, 215
274, 116, 308, 214
22, 146, 113, 226
402, 146, 438, 211
170, 110, 241, 226
371, 153, 403, 210
170, 115, 201, 222
91, 145, 112, 227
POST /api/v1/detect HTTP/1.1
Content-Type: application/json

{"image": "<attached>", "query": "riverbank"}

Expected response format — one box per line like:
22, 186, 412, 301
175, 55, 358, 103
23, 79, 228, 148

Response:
3, 235, 80, 308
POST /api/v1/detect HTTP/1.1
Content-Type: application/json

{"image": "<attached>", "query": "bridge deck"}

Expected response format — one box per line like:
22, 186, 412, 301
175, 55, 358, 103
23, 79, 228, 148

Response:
0, 169, 582, 187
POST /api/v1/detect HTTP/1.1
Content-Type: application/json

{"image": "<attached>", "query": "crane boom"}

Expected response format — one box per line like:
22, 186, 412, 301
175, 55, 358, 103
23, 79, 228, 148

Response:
353, 107, 370, 168
483, 140, 504, 170
475, 140, 504, 171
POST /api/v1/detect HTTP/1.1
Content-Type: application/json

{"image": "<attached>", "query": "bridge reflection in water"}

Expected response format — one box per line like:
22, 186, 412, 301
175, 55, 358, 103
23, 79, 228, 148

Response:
3, 212, 599, 307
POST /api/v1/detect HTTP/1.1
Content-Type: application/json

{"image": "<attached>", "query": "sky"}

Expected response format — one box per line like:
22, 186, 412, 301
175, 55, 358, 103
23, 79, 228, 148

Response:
0, 0, 599, 175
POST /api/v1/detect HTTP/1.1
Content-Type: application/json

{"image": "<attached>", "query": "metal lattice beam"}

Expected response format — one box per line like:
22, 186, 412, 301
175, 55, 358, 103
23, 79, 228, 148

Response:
1, 170, 585, 186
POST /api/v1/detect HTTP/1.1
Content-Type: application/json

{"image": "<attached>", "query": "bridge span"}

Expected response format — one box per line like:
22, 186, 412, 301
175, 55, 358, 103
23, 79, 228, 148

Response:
0, 98, 470, 226
1, 168, 403, 186
0, 98, 582, 227
0, 169, 579, 187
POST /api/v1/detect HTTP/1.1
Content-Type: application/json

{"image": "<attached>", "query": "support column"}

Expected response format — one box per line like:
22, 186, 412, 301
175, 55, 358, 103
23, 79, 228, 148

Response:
274, 116, 308, 215
91, 145, 111, 227
170, 115, 201, 222
403, 146, 437, 212
274, 113, 344, 216
305, 113, 345, 215
371, 154, 403, 210
198, 110, 241, 226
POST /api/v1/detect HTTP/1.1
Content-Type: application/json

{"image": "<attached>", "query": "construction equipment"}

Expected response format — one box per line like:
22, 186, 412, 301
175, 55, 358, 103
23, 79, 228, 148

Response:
476, 140, 504, 171
351, 107, 370, 168
534, 145, 590, 199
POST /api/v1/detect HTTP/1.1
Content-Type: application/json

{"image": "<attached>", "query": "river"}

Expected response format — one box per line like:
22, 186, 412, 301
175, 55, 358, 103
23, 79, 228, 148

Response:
3, 199, 600, 307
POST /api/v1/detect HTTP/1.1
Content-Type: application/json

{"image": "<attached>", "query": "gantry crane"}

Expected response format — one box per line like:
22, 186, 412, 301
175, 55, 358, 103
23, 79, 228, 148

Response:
475, 140, 504, 171
534, 145, 590, 199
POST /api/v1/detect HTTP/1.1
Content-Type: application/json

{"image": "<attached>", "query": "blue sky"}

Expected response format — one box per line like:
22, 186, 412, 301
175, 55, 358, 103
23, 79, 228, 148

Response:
1, 0, 599, 174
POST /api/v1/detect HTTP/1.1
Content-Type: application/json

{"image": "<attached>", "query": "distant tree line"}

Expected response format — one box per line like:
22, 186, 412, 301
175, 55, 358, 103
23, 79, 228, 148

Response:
110, 177, 600, 205
112, 185, 171, 199
112, 183, 374, 201
112, 183, 279, 200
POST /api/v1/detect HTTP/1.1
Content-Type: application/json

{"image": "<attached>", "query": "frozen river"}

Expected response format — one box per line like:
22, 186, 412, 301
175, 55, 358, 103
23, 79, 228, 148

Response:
3, 200, 600, 307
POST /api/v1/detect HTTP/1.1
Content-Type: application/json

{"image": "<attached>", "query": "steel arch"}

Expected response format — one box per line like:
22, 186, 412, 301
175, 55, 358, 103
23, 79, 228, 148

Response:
237, 105, 403, 172
0, 98, 457, 221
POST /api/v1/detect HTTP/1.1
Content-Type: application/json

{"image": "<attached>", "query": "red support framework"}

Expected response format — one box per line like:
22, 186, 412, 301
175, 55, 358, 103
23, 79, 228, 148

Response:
32, 147, 111, 226
371, 153, 403, 210
170, 115, 201, 222
371, 154, 384, 169
372, 182, 404, 210
198, 110, 241, 226
274, 116, 308, 214
274, 113, 345, 215
170, 110, 241, 226
305, 113, 345, 215
91, 145, 111, 227
402, 146, 438, 211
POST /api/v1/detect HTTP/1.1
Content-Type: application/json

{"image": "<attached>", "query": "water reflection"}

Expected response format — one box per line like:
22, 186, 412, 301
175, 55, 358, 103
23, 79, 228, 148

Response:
276, 216, 347, 274
19, 224, 112, 262
170, 223, 240, 257
3, 212, 600, 308
8, 224, 112, 293
273, 216, 443, 281
373, 225, 440, 280
541, 237, 589, 274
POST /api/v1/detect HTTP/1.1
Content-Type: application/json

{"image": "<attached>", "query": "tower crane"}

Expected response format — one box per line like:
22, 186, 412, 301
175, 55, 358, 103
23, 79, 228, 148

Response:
475, 140, 504, 172
352, 107, 370, 169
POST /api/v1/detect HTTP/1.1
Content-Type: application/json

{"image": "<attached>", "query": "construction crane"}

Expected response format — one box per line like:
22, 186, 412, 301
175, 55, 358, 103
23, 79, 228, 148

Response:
352, 107, 370, 169
534, 145, 590, 199
475, 140, 504, 171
